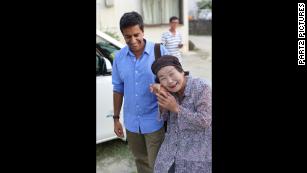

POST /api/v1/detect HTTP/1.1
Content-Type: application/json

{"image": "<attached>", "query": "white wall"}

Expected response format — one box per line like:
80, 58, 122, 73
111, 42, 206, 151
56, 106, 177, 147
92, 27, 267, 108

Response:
96, 0, 141, 36
97, 0, 189, 52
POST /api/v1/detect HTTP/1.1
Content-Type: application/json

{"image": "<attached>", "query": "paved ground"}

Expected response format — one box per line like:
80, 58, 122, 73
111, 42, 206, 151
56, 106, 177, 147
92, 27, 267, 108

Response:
96, 139, 137, 173
182, 35, 212, 82
96, 35, 211, 173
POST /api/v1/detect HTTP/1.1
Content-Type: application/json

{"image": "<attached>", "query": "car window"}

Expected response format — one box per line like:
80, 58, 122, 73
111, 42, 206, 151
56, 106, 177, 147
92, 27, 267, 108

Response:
96, 51, 106, 76
96, 50, 112, 76
96, 35, 120, 65
96, 54, 101, 75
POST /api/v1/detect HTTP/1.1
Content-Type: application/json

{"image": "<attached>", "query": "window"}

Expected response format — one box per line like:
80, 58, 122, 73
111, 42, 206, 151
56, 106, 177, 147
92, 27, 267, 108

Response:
96, 55, 100, 74
96, 52, 106, 76
141, 0, 183, 25
96, 35, 120, 65
96, 50, 112, 76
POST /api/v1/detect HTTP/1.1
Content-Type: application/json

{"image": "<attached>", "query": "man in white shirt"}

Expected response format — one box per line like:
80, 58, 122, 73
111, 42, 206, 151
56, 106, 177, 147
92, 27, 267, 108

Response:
161, 16, 183, 63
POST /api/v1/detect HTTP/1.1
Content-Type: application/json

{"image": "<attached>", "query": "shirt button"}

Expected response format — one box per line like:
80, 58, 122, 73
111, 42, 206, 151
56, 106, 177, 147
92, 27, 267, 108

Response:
136, 82, 138, 85
136, 94, 138, 96
135, 71, 138, 73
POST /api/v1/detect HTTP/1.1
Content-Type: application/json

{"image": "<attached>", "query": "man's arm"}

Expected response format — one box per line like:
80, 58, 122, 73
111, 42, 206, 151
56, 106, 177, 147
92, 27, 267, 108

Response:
161, 33, 166, 45
113, 91, 124, 138
113, 91, 123, 118
112, 52, 124, 137
112, 51, 124, 119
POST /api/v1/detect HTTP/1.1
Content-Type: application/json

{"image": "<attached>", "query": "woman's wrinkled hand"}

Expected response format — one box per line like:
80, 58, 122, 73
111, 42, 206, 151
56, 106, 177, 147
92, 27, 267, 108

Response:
150, 84, 168, 95
156, 91, 179, 113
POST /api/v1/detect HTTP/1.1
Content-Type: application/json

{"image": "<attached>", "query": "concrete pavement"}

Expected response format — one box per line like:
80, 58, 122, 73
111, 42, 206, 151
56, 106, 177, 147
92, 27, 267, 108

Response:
182, 35, 211, 82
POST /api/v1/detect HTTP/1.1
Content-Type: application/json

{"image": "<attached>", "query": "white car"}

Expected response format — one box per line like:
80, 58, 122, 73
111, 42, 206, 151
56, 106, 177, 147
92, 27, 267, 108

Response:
96, 30, 126, 144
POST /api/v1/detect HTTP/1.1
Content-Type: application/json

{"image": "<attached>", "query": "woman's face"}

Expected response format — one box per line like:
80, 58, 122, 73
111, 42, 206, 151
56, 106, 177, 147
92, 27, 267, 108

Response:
157, 66, 185, 93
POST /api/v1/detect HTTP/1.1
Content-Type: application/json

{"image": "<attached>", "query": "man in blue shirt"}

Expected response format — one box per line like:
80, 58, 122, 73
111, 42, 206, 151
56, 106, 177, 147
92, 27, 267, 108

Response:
112, 11, 168, 173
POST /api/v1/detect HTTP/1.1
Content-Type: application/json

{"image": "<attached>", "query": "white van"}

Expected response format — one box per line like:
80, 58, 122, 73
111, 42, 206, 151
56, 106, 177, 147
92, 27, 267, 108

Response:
96, 30, 126, 144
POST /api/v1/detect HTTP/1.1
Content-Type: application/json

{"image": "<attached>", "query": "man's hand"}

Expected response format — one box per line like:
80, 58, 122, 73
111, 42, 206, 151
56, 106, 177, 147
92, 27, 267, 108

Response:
114, 120, 124, 138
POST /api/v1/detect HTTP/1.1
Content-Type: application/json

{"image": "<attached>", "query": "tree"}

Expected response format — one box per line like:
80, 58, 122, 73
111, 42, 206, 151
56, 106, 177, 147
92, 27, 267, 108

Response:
197, 0, 212, 10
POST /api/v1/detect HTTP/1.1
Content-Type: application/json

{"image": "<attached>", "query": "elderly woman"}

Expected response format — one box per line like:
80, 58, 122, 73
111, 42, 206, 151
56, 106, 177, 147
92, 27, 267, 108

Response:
150, 55, 212, 173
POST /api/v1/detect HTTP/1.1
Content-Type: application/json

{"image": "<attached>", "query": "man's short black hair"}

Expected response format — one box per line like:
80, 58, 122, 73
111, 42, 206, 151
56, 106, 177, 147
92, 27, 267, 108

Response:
120, 11, 144, 33
169, 16, 179, 23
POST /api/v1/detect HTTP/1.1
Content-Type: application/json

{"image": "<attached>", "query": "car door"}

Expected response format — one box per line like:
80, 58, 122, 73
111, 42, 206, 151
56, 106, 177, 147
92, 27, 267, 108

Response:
96, 32, 125, 143
96, 52, 117, 143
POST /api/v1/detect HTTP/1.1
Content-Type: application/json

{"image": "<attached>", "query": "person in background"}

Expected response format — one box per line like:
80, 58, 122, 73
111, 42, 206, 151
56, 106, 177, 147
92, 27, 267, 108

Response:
161, 16, 183, 63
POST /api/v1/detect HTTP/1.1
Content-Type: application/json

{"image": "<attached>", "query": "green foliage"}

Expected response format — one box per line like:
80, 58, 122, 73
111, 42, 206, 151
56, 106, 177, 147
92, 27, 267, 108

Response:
197, 0, 212, 10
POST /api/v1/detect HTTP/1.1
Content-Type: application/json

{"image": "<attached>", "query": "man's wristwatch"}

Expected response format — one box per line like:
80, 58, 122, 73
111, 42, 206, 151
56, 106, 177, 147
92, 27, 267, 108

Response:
113, 115, 120, 120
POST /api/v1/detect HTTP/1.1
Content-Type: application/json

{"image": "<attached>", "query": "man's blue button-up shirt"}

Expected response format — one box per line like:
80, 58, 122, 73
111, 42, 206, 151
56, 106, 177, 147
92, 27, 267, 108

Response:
112, 40, 168, 134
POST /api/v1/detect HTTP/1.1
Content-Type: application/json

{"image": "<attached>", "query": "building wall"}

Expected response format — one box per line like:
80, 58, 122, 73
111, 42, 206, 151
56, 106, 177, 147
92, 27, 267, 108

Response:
97, 0, 189, 52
